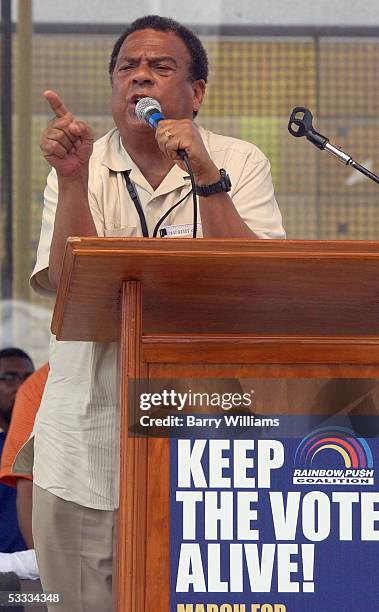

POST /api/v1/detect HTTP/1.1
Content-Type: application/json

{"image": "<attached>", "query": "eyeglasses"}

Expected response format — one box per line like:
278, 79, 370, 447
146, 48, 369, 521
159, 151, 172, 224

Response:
0, 372, 33, 384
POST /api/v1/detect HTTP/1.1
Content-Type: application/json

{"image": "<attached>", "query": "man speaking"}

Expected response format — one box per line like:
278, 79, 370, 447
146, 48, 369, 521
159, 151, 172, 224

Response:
31, 14, 285, 612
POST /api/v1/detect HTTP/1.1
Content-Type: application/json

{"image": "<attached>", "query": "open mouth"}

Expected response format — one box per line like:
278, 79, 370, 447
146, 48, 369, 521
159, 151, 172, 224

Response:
130, 94, 148, 106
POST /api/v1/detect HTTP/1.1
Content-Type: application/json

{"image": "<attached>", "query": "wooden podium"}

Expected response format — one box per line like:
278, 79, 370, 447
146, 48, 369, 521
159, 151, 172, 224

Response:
51, 238, 379, 611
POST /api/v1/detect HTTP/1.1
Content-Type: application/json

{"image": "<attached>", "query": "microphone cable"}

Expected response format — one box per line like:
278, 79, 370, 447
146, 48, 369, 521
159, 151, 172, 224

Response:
152, 189, 193, 238
123, 170, 196, 239
178, 150, 198, 239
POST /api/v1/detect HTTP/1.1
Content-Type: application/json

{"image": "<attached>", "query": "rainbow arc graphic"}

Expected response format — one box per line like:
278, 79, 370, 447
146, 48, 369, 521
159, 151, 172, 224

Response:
295, 426, 373, 469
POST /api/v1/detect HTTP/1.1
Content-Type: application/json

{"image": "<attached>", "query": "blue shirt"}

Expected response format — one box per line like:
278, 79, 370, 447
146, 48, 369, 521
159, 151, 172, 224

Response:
0, 431, 26, 552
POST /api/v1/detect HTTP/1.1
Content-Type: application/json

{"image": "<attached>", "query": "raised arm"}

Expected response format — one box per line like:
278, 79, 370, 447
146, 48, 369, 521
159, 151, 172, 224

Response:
40, 90, 97, 290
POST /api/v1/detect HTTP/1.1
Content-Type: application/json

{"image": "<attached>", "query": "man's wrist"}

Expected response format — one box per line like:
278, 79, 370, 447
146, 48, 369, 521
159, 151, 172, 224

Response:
195, 169, 232, 198
193, 164, 220, 186
56, 165, 89, 183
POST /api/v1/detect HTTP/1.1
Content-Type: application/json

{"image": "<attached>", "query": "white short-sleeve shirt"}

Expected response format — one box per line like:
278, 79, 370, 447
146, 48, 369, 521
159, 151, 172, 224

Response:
30, 127, 285, 510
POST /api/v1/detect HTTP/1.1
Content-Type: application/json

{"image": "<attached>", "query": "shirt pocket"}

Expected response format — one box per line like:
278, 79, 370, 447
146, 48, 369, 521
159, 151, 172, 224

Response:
103, 226, 138, 237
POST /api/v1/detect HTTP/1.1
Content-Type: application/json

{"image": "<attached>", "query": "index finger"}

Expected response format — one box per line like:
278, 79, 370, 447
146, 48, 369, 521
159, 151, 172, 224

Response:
43, 90, 71, 118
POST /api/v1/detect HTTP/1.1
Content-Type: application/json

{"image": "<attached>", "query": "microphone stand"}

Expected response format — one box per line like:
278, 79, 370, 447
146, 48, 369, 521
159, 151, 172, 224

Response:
310, 135, 379, 185
288, 107, 379, 185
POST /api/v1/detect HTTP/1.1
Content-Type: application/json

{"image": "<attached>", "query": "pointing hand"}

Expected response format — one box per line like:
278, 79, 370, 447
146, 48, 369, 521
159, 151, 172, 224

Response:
39, 90, 94, 177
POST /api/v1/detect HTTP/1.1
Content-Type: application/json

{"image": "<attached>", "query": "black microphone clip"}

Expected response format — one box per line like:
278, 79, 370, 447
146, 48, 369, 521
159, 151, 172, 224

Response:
288, 107, 329, 150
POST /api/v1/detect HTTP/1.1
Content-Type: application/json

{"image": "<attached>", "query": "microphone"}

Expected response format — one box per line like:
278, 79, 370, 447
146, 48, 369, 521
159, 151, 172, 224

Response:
288, 106, 379, 184
135, 97, 187, 160
135, 97, 164, 129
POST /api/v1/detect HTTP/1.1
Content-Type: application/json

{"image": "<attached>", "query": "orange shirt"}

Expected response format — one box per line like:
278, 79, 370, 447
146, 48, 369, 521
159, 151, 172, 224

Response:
0, 363, 49, 487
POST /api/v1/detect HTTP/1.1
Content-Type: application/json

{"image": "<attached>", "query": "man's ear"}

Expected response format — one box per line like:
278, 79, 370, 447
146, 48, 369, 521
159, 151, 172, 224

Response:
192, 79, 206, 114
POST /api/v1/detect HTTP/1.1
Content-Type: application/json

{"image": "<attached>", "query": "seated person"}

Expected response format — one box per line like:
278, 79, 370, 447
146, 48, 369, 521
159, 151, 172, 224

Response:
0, 348, 34, 553
0, 362, 48, 580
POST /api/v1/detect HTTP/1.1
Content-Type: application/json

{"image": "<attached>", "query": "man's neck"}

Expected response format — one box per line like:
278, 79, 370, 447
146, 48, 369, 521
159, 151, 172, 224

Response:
121, 129, 175, 190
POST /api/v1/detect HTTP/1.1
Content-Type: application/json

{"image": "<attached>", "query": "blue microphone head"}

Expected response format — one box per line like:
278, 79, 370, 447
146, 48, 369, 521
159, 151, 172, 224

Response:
135, 97, 164, 129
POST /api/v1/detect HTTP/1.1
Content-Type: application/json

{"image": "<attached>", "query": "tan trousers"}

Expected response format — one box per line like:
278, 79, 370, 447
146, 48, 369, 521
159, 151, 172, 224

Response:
32, 485, 114, 612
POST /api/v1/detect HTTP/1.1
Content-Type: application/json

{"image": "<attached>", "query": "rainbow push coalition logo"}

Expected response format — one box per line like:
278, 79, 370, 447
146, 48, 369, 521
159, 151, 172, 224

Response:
293, 426, 374, 485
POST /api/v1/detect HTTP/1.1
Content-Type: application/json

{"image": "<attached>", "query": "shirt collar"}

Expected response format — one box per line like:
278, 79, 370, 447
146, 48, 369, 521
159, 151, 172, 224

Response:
99, 128, 133, 172
99, 128, 194, 196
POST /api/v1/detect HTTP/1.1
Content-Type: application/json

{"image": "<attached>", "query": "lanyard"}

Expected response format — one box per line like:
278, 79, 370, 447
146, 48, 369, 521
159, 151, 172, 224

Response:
122, 171, 193, 238
123, 171, 149, 237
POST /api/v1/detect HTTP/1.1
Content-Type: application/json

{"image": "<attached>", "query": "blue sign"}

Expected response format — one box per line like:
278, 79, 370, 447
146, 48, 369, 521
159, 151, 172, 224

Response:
170, 417, 379, 612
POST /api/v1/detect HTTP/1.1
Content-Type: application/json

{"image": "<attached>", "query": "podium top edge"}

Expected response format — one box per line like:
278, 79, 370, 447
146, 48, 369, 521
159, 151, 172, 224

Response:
65, 237, 379, 256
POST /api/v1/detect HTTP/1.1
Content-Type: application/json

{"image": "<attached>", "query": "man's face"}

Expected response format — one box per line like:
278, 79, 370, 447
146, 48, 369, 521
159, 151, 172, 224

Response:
0, 357, 34, 426
111, 29, 205, 135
